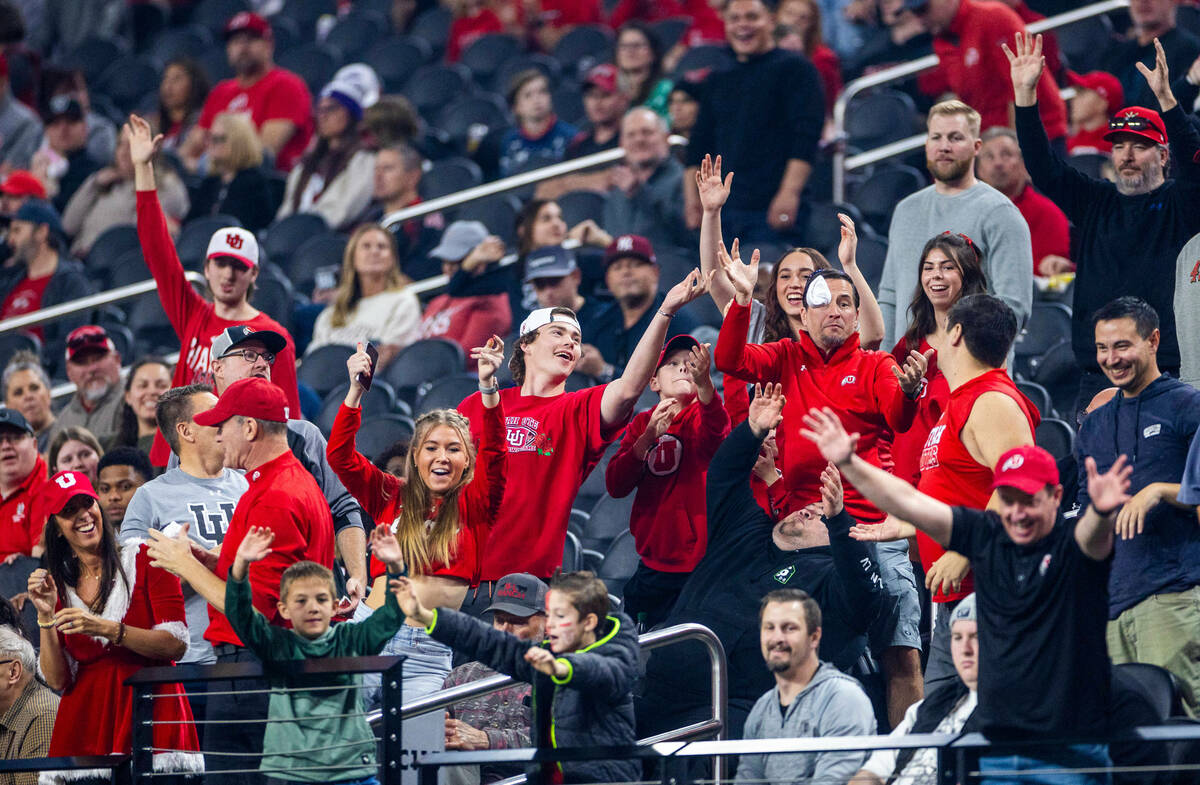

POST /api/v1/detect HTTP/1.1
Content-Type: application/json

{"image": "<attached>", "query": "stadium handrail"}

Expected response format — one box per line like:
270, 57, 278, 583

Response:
368, 622, 729, 784
830, 0, 1131, 202
0, 272, 206, 336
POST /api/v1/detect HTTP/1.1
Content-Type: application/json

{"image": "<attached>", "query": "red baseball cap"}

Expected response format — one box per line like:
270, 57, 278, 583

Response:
0, 170, 46, 199
224, 11, 272, 41
656, 334, 699, 371
1105, 106, 1167, 146
65, 325, 116, 363
604, 234, 656, 267
45, 471, 100, 517
193, 377, 290, 426
990, 445, 1060, 496
584, 63, 618, 93
1067, 70, 1124, 116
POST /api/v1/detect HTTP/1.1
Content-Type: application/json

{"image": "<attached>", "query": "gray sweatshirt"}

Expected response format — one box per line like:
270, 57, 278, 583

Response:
735, 662, 876, 785
1174, 232, 1200, 389
879, 182, 1033, 349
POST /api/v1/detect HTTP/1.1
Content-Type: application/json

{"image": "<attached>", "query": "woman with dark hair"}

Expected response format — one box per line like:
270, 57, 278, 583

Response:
615, 22, 673, 117
888, 231, 988, 486
48, 426, 103, 485
152, 58, 209, 154
27, 471, 201, 779
276, 77, 375, 230
115, 357, 172, 454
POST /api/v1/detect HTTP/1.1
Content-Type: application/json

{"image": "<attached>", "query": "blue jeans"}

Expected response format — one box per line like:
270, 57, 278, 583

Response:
361, 622, 453, 710
979, 744, 1113, 785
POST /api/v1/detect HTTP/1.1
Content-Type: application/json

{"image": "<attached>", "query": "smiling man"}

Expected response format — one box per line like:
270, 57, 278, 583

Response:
48, 325, 124, 447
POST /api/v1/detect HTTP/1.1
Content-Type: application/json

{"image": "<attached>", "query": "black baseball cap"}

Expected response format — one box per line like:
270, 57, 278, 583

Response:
484, 573, 549, 617
0, 408, 33, 435
211, 325, 287, 359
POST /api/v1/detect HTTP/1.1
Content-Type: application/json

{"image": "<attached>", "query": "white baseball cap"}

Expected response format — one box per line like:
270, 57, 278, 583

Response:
206, 227, 259, 268
519, 307, 581, 338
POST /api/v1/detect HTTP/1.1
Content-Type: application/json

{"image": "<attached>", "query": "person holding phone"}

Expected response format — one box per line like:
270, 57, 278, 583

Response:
326, 337, 507, 703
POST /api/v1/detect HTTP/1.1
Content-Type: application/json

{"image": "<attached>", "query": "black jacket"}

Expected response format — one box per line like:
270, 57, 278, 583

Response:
0, 254, 92, 374
187, 167, 277, 234
1015, 103, 1200, 370
641, 421, 884, 714
429, 608, 640, 784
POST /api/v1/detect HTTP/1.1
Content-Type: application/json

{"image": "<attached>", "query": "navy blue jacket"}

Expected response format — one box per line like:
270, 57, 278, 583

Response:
1076, 374, 1200, 617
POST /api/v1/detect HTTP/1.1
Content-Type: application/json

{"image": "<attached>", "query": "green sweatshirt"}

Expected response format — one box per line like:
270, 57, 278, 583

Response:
224, 572, 405, 782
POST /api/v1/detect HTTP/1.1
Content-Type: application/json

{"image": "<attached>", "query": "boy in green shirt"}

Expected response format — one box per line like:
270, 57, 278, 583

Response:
225, 524, 407, 784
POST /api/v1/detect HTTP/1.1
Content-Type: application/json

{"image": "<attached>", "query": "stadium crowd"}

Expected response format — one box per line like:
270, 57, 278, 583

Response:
0, 0, 1194, 784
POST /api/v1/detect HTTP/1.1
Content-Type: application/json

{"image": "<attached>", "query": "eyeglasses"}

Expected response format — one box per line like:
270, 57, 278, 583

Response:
1108, 115, 1163, 135
221, 349, 275, 366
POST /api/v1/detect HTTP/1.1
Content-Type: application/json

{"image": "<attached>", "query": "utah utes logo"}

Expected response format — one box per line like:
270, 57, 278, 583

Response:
1001, 454, 1025, 472
647, 434, 682, 476
226, 233, 244, 250
55, 473, 77, 490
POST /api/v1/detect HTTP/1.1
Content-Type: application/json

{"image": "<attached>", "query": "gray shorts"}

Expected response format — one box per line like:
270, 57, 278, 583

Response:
868, 539, 923, 652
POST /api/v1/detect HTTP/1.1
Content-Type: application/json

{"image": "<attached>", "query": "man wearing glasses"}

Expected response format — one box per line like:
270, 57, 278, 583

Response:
1007, 33, 1200, 414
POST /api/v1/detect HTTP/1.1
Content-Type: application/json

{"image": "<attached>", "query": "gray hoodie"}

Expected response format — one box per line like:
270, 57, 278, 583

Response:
735, 662, 876, 785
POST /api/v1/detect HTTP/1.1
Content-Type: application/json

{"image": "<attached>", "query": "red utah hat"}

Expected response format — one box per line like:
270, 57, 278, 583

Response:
45, 471, 100, 517
0, 171, 46, 199
193, 377, 290, 427
655, 334, 699, 371
1104, 106, 1168, 146
1067, 70, 1124, 116
224, 11, 272, 40
990, 445, 1060, 496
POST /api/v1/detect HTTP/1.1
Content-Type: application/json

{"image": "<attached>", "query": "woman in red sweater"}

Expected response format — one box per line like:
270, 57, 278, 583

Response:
326, 336, 507, 703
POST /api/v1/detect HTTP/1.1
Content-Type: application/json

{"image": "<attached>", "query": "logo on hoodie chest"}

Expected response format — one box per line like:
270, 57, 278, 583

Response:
773, 565, 796, 584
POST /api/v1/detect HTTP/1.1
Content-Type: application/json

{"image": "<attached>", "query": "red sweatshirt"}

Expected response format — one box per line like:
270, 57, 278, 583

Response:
326, 401, 507, 585
136, 191, 300, 466
605, 394, 730, 572
715, 301, 918, 523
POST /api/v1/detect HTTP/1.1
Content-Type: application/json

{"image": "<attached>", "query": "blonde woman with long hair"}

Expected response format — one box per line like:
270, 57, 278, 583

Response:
326, 336, 506, 701
308, 224, 420, 368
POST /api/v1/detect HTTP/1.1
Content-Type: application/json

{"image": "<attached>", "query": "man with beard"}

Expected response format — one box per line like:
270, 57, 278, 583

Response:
47, 325, 124, 447
1008, 33, 1200, 417
736, 589, 875, 785
183, 12, 313, 172
878, 100, 1033, 349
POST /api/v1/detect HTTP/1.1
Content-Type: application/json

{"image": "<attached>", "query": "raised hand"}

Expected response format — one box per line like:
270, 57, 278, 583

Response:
461, 236, 506, 273
837, 213, 859, 271
893, 349, 934, 398
849, 518, 914, 543
1001, 31, 1045, 106
471, 335, 505, 389
524, 646, 568, 678
1136, 37, 1177, 111
800, 406, 859, 466
369, 523, 406, 572
753, 432, 780, 482
26, 569, 57, 618
236, 526, 275, 565
717, 238, 760, 306
123, 114, 162, 166
689, 342, 714, 391
1085, 455, 1133, 517
926, 551, 970, 595
696, 153, 734, 214
748, 383, 786, 438
661, 268, 715, 316
819, 462, 844, 518
347, 342, 373, 395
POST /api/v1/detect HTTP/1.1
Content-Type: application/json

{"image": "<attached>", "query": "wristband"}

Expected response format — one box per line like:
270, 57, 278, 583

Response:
37, 618, 54, 629
115, 622, 126, 646
658, 310, 674, 320
478, 381, 498, 395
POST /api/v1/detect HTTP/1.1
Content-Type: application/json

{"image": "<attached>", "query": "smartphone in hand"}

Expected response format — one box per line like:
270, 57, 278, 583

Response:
357, 342, 379, 391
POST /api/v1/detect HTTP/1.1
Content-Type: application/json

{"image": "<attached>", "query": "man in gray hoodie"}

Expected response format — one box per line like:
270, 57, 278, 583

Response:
736, 588, 876, 785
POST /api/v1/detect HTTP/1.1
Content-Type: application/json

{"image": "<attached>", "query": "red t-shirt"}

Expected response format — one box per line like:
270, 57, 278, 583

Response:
518, 0, 602, 28
447, 9, 505, 62
920, 0, 1067, 140
605, 395, 730, 572
0, 274, 51, 342
326, 402, 506, 584
679, 0, 726, 48
416, 294, 512, 369
715, 301, 919, 524
0, 455, 48, 559
205, 451, 335, 647
458, 384, 627, 580
608, 0, 689, 28
198, 68, 314, 172
136, 191, 300, 466
916, 368, 1038, 601
1067, 125, 1112, 154
1012, 183, 1071, 275
889, 338, 949, 488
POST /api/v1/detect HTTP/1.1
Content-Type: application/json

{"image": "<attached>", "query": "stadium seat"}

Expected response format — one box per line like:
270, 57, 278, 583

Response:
403, 63, 473, 117
1113, 662, 1186, 720
562, 530, 583, 572
286, 232, 349, 295
1068, 152, 1107, 179
854, 233, 888, 293
276, 0, 338, 39
492, 54, 563, 95
651, 17, 691, 49
845, 89, 919, 150
127, 295, 179, 356
848, 164, 926, 233
250, 263, 296, 334
415, 373, 480, 415
1014, 302, 1072, 370
597, 530, 640, 598
95, 321, 134, 363
262, 212, 329, 266
556, 190, 606, 227
1028, 341, 1079, 421
437, 94, 511, 154
96, 56, 162, 113
455, 194, 520, 247
1015, 379, 1054, 419
190, 0, 251, 37
568, 508, 590, 538
317, 380, 398, 435
364, 36, 433, 94
176, 215, 244, 271
324, 10, 389, 56
277, 43, 342, 94
420, 157, 485, 201
131, 2, 169, 52
583, 493, 634, 552
551, 25, 614, 76
350, 413, 417, 462
460, 34, 522, 88
297, 344, 357, 397
63, 37, 129, 83
672, 45, 734, 77
803, 201, 864, 255
147, 25, 213, 67
86, 225, 141, 281
197, 46, 234, 84
551, 81, 587, 126
1034, 418, 1075, 461
574, 440, 621, 512
1055, 15, 1114, 74
0, 332, 41, 371
382, 338, 467, 402
409, 5, 453, 58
